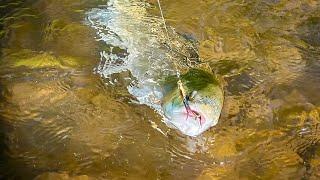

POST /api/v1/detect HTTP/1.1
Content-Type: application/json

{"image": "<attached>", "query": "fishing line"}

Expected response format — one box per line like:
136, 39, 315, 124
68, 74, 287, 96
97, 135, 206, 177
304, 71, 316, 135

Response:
156, 0, 180, 77
156, 0, 185, 93
156, 0, 201, 123
156, 0, 170, 42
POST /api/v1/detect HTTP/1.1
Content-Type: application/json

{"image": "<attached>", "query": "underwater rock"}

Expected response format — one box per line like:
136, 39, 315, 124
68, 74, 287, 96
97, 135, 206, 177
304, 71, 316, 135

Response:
270, 89, 319, 130
309, 146, 320, 179
197, 163, 238, 180
1, 75, 128, 175
297, 17, 320, 47
8, 81, 67, 110
205, 127, 284, 160
219, 96, 241, 125
206, 129, 237, 161
0, 0, 101, 60
200, 136, 305, 179
238, 142, 304, 179
263, 41, 304, 79
34, 172, 93, 180
3, 49, 88, 69
14, 53, 77, 69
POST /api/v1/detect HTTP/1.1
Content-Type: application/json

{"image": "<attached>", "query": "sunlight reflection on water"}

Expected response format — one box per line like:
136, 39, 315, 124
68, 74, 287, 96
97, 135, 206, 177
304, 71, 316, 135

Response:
0, 0, 320, 179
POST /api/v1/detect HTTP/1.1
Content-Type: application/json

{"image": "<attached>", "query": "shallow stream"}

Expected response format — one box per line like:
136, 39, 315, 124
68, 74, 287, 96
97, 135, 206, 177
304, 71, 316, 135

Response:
0, 0, 320, 179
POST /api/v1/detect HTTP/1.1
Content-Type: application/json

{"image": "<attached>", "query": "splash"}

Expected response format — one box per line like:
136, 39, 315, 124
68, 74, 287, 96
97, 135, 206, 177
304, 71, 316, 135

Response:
86, 0, 197, 112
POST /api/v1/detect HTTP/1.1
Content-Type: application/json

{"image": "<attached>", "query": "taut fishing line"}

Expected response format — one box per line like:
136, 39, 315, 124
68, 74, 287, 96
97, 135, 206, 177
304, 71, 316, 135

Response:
156, 0, 201, 121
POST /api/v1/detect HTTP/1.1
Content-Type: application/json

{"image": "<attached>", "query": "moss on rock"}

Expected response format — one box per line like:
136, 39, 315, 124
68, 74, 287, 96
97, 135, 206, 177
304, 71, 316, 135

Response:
13, 52, 87, 69
3, 49, 89, 69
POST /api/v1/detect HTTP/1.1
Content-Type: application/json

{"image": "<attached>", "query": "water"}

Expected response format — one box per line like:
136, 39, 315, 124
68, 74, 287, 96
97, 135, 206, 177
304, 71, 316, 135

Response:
0, 0, 320, 179
86, 0, 223, 137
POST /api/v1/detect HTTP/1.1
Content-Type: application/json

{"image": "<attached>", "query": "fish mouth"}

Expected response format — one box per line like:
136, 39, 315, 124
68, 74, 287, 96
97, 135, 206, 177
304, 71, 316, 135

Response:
184, 106, 205, 126
165, 105, 208, 136
181, 95, 206, 126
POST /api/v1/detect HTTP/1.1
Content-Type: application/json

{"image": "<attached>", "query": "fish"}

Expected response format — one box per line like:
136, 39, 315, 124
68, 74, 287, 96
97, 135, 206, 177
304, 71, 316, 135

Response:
86, 0, 223, 136
162, 68, 224, 136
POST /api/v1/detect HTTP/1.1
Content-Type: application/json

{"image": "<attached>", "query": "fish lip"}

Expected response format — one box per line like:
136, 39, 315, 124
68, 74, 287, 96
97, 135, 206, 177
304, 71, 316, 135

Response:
185, 106, 206, 125
163, 102, 206, 124
163, 103, 215, 136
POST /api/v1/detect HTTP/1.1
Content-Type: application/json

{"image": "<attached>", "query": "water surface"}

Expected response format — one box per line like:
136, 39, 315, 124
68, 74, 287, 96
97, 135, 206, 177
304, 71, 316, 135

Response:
0, 0, 320, 179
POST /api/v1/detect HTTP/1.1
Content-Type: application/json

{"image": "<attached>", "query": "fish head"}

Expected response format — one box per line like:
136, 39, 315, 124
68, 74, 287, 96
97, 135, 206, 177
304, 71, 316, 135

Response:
162, 69, 224, 136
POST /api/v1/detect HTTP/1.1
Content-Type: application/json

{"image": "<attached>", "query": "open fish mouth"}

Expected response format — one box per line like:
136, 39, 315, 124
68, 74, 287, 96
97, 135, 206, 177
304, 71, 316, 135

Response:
184, 104, 205, 126
163, 103, 213, 136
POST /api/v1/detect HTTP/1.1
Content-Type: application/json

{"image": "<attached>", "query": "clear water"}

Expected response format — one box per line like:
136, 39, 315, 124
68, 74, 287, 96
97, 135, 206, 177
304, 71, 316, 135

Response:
0, 0, 320, 179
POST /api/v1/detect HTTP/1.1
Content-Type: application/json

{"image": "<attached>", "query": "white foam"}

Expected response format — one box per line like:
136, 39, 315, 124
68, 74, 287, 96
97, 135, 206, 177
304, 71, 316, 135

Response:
86, 0, 203, 136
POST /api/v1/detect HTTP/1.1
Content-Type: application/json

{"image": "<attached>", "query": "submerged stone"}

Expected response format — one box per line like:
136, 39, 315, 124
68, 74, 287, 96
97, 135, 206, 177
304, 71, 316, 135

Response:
4, 49, 88, 69
309, 145, 320, 179
199, 136, 305, 179
7, 81, 67, 110
297, 17, 320, 47
1, 74, 127, 175
208, 134, 237, 160
34, 172, 93, 180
